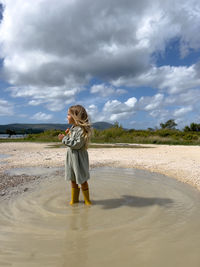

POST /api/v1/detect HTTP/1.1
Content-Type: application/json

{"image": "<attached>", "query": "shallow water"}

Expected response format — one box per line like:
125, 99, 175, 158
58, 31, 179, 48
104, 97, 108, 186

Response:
0, 167, 200, 267
0, 154, 10, 159
6, 166, 61, 176
0, 154, 10, 165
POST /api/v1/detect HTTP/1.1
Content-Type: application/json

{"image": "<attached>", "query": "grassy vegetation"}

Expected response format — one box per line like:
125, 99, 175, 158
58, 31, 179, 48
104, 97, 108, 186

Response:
1, 126, 200, 145
92, 127, 200, 145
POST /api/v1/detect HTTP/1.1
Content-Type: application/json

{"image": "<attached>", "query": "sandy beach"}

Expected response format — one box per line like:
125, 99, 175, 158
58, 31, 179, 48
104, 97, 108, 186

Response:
1, 142, 200, 195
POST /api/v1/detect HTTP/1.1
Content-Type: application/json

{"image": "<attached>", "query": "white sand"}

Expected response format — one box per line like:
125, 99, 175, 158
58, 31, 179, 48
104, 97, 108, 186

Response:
1, 142, 200, 190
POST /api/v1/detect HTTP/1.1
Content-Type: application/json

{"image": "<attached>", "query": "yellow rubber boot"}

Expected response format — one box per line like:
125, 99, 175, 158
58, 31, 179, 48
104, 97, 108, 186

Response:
70, 187, 80, 205
82, 188, 92, 205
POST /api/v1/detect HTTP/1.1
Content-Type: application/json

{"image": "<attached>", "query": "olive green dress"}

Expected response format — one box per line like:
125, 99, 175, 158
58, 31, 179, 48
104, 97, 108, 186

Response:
62, 126, 90, 185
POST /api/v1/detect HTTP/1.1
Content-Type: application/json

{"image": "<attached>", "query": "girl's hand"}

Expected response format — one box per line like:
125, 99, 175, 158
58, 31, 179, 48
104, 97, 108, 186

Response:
65, 128, 70, 134
58, 133, 65, 140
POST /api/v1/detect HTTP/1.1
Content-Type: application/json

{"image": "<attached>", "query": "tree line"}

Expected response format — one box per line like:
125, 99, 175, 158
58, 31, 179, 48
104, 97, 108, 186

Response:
159, 119, 200, 132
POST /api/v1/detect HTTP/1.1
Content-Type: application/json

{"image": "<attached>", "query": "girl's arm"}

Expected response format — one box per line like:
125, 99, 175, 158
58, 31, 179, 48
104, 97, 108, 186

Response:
62, 127, 85, 149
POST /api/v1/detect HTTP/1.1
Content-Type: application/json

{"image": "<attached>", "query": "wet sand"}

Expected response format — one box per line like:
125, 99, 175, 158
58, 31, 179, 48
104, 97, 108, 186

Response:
0, 142, 200, 194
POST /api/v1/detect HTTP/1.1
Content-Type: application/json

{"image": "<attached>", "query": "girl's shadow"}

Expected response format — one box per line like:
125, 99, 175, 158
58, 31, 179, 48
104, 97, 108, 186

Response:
93, 195, 174, 209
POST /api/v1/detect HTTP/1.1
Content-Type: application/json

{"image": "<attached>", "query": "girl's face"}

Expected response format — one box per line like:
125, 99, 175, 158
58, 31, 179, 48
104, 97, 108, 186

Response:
67, 111, 75, 124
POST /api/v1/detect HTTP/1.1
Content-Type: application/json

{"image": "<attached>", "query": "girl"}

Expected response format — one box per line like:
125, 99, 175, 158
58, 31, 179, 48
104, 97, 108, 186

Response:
58, 105, 92, 205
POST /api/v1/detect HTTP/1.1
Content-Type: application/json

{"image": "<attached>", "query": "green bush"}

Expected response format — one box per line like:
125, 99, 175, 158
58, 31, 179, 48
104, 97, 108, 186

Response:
183, 134, 198, 140
157, 129, 174, 137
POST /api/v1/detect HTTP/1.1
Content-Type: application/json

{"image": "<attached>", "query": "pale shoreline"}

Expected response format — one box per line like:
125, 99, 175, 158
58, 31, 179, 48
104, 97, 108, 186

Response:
1, 142, 200, 193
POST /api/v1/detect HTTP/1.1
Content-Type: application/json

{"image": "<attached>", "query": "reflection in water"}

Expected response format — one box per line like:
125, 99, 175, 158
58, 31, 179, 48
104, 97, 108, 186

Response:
63, 208, 89, 267
0, 167, 200, 267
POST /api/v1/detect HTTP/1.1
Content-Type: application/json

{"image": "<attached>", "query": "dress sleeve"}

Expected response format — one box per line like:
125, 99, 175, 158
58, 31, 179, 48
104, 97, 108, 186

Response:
62, 127, 85, 149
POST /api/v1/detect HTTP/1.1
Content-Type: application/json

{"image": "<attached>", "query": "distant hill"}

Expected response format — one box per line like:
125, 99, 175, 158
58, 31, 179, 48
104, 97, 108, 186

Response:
92, 121, 113, 130
0, 122, 113, 134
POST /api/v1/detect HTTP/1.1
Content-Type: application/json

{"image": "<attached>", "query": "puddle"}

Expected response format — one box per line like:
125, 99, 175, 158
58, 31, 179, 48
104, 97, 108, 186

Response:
0, 154, 10, 159
6, 166, 61, 176
0, 154, 11, 165
0, 167, 200, 267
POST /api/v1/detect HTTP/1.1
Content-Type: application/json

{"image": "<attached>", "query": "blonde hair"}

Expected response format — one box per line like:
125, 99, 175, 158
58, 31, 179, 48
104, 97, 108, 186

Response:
69, 105, 91, 148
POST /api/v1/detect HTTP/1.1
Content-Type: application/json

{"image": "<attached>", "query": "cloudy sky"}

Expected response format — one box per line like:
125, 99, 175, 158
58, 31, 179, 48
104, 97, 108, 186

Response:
0, 0, 200, 129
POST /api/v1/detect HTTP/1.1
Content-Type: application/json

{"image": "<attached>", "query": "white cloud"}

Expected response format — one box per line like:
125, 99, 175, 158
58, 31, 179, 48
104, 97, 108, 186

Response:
109, 112, 131, 121
138, 93, 164, 111
173, 106, 193, 117
7, 85, 79, 111
90, 84, 127, 97
86, 97, 138, 123
87, 104, 98, 113
31, 112, 53, 121
157, 66, 200, 94
125, 97, 137, 107
103, 99, 135, 114
90, 84, 115, 97
28, 99, 45, 106
165, 89, 200, 107
0, 98, 14, 116
87, 104, 103, 122
103, 97, 137, 121
112, 65, 200, 94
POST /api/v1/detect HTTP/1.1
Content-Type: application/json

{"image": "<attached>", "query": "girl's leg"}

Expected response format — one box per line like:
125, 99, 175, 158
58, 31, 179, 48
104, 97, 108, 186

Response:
70, 181, 80, 205
81, 181, 88, 190
71, 181, 79, 188
81, 181, 92, 205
